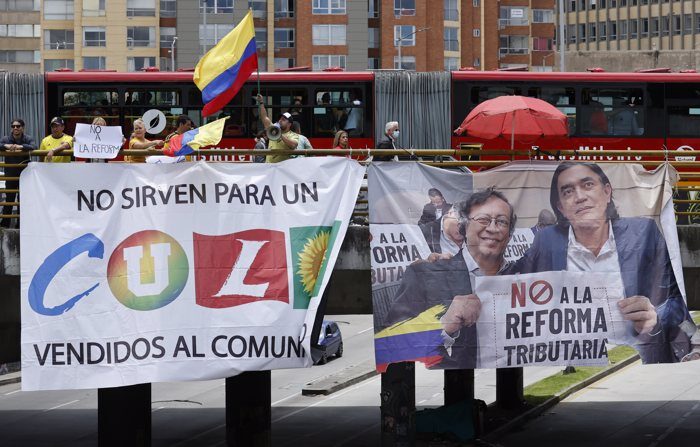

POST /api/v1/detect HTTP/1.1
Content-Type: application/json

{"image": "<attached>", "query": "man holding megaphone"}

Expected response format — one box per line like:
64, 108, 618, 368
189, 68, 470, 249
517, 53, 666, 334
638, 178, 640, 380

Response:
257, 94, 300, 163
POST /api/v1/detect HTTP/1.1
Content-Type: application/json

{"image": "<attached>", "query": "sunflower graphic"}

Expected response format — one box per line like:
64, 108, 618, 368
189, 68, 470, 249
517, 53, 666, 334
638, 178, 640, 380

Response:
297, 230, 330, 295
290, 223, 341, 309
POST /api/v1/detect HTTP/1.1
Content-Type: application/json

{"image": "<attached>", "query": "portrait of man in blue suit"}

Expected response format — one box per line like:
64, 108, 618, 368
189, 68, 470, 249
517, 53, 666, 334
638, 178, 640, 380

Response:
515, 162, 696, 363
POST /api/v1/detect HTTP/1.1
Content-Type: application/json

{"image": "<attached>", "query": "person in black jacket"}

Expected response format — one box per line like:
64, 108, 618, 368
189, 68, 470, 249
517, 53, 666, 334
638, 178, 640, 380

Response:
418, 188, 452, 225
375, 121, 400, 161
1, 119, 36, 228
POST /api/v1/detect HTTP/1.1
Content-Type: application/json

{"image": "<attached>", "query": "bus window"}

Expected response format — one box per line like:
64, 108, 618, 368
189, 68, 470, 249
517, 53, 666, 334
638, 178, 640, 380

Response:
470, 86, 522, 106
62, 90, 118, 107
60, 90, 120, 135
666, 84, 700, 137
312, 89, 355, 137
218, 107, 247, 139
125, 90, 181, 107
528, 86, 576, 134
315, 88, 364, 137
581, 88, 644, 136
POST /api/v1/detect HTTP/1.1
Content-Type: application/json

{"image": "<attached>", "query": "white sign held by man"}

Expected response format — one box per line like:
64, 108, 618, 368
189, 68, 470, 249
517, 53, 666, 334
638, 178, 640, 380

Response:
74, 123, 124, 159
476, 271, 632, 368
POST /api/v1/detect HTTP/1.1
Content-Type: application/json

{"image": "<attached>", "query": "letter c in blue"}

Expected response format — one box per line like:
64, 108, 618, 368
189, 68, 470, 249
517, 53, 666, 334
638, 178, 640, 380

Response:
28, 233, 104, 316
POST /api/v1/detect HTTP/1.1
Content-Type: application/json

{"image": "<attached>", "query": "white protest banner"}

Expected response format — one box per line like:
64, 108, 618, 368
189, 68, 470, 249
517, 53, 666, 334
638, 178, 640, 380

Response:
475, 271, 632, 368
20, 158, 364, 390
73, 123, 124, 159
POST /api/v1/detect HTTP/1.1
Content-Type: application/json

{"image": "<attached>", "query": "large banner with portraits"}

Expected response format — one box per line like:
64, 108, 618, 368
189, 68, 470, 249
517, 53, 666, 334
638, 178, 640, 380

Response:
369, 161, 699, 371
20, 158, 364, 390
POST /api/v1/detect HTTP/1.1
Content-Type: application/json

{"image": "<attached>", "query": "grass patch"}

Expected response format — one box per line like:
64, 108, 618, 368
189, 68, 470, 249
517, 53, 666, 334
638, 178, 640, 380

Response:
692, 311, 700, 325
523, 345, 637, 406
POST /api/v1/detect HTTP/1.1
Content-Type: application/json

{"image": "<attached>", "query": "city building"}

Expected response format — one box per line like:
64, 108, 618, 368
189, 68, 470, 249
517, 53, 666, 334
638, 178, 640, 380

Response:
41, 0, 162, 72
0, 0, 41, 73
37, 1, 556, 73
561, 0, 700, 71
178, 0, 556, 72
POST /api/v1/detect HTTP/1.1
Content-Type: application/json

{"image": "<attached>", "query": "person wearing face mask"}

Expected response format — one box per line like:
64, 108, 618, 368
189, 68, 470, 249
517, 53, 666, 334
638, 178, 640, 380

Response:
257, 94, 299, 163
375, 121, 400, 161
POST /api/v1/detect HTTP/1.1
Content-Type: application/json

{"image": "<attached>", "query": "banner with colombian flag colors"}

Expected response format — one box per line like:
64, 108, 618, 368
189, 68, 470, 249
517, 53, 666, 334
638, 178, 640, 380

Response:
20, 157, 364, 391
369, 161, 698, 372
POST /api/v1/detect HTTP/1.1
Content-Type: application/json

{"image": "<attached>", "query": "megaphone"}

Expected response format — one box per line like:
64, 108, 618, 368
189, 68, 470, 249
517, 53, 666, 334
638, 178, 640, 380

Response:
266, 124, 282, 141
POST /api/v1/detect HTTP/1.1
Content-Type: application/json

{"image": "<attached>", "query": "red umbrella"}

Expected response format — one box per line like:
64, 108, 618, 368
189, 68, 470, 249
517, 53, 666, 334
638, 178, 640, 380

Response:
454, 95, 568, 149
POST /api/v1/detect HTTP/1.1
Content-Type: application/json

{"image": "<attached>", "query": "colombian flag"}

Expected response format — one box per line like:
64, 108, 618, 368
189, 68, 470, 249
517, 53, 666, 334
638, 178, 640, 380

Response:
163, 117, 228, 156
194, 10, 257, 117
374, 304, 446, 373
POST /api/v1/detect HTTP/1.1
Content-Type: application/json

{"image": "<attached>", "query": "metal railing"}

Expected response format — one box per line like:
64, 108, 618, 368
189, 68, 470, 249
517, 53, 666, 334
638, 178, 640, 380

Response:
498, 18, 529, 29
5, 145, 700, 226
499, 47, 529, 57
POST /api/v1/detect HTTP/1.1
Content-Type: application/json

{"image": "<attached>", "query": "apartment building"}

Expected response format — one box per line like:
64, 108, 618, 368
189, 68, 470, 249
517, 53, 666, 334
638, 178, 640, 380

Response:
0, 0, 41, 73
175, 0, 556, 72
561, 0, 700, 71
36, 1, 555, 73
41, 0, 162, 72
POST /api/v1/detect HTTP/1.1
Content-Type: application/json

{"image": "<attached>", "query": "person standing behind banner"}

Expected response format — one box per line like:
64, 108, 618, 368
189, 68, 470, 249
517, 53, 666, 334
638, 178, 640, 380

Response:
292, 121, 312, 151
165, 115, 193, 146
92, 117, 127, 145
375, 121, 400, 161
256, 94, 299, 163
41, 117, 73, 163
86, 117, 113, 164
164, 115, 194, 160
253, 130, 267, 163
126, 118, 164, 163
92, 117, 107, 127
332, 130, 352, 159
0, 118, 36, 228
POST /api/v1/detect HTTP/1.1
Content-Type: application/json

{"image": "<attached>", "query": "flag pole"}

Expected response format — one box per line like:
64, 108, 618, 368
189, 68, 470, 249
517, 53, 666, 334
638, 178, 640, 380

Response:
253, 8, 260, 97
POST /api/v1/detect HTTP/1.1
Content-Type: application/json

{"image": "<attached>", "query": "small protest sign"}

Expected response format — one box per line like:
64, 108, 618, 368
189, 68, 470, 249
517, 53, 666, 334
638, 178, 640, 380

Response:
74, 123, 123, 159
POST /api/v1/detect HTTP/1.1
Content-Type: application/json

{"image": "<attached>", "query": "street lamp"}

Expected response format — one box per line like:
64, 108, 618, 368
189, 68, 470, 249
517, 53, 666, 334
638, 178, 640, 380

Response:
170, 36, 178, 71
542, 51, 555, 70
396, 27, 430, 70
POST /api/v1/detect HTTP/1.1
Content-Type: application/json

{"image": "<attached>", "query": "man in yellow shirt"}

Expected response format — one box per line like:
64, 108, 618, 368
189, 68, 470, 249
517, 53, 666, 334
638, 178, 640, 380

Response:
256, 94, 299, 163
41, 117, 73, 163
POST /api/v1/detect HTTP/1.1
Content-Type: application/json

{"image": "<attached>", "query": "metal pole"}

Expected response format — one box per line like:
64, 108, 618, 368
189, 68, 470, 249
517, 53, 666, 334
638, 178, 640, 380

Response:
202, 1, 208, 56
396, 27, 430, 70
397, 38, 402, 69
170, 37, 177, 71
558, 0, 566, 72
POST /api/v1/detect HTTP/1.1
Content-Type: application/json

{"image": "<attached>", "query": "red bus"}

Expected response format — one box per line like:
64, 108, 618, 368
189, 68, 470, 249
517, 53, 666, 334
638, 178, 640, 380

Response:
45, 71, 374, 161
45, 70, 700, 162
451, 71, 700, 162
